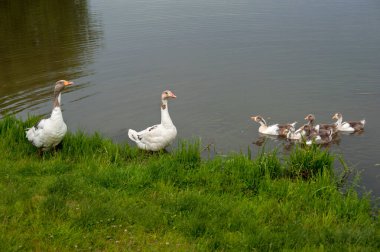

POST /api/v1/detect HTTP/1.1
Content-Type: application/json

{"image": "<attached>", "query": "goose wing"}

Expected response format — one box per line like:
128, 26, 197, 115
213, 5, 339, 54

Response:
34, 118, 48, 130
26, 118, 49, 147
132, 124, 168, 144
348, 121, 365, 131
264, 124, 280, 135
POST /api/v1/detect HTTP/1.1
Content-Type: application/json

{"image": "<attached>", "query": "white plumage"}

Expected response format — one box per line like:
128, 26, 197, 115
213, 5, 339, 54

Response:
128, 90, 177, 151
286, 126, 303, 140
251, 115, 296, 136
26, 80, 73, 151
332, 113, 365, 132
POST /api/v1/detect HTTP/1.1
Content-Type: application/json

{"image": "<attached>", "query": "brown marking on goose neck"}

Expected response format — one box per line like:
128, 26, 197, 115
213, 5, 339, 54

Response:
251, 115, 266, 125
161, 104, 166, 110
52, 80, 73, 108
304, 114, 315, 126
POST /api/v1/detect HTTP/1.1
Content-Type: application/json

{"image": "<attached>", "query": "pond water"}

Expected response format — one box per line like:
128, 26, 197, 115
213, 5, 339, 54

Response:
1, 0, 379, 197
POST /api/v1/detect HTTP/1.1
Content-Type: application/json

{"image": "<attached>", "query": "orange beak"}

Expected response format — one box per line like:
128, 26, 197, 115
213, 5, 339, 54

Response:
251, 116, 257, 121
64, 80, 74, 86
170, 92, 177, 98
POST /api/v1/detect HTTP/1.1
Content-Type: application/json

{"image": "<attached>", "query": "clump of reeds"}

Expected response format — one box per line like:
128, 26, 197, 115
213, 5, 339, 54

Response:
285, 144, 334, 179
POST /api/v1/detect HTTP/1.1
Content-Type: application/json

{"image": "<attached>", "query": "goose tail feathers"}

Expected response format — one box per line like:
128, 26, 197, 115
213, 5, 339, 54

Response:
25, 127, 36, 142
128, 129, 140, 143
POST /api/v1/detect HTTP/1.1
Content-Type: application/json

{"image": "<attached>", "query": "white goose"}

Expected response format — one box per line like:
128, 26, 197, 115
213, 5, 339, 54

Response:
251, 115, 297, 136
128, 90, 177, 151
26, 80, 74, 151
332, 112, 365, 132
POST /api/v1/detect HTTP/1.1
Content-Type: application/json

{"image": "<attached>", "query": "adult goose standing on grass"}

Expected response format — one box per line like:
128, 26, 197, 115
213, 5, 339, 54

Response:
304, 113, 337, 133
128, 90, 177, 151
26, 80, 74, 151
332, 112, 365, 132
251, 115, 297, 137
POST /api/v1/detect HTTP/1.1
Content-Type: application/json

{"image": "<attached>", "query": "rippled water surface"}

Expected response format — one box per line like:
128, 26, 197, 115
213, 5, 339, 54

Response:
1, 0, 379, 196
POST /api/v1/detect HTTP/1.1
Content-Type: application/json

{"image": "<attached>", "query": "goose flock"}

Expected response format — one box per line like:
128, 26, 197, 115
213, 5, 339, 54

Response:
25, 80, 366, 152
251, 113, 365, 145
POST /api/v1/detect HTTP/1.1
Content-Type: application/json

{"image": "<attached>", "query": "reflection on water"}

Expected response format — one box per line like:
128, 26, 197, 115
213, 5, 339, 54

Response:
0, 0, 102, 116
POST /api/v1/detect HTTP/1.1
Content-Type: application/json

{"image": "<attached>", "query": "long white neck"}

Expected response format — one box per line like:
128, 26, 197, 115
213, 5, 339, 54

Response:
335, 116, 342, 126
161, 99, 173, 126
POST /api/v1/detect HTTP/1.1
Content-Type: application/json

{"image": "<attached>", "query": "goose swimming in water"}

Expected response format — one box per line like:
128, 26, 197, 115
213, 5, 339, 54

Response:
128, 90, 177, 151
287, 124, 333, 145
306, 125, 333, 145
26, 80, 74, 151
251, 115, 297, 136
286, 124, 316, 141
286, 126, 304, 140
332, 112, 365, 132
304, 113, 337, 133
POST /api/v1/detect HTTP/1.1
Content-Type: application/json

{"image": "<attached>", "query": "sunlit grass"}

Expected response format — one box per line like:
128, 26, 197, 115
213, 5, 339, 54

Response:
0, 116, 378, 251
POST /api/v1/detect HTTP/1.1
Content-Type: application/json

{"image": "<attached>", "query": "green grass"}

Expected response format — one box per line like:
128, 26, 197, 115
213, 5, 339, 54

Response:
0, 116, 378, 251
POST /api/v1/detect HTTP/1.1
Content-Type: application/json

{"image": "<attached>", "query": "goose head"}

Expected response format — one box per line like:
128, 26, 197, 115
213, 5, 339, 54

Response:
332, 112, 342, 120
161, 90, 177, 100
161, 90, 176, 110
250, 115, 266, 126
54, 80, 74, 94
304, 114, 315, 125
53, 80, 74, 107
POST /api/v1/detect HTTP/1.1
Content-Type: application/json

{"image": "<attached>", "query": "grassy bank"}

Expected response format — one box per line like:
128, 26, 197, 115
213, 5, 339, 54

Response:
0, 116, 378, 251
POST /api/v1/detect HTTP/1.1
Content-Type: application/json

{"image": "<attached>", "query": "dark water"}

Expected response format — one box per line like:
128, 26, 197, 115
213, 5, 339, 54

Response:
1, 0, 379, 197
